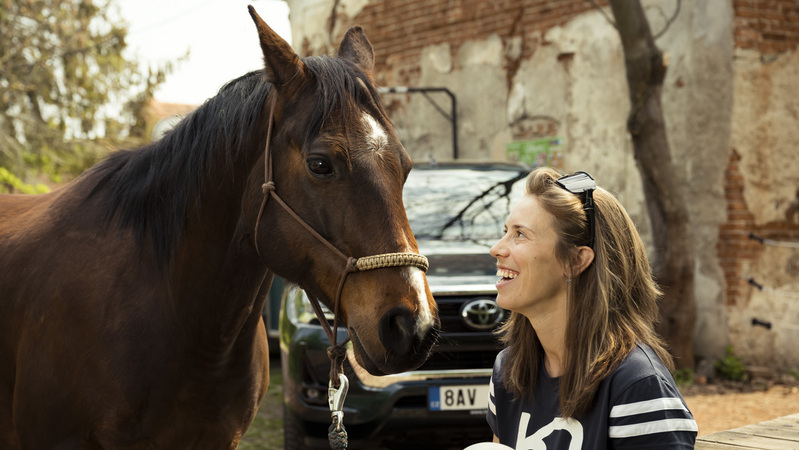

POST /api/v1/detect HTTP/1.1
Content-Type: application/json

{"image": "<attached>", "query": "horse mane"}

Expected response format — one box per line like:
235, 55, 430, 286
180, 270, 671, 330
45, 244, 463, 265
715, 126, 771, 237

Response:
83, 57, 387, 269
83, 71, 269, 268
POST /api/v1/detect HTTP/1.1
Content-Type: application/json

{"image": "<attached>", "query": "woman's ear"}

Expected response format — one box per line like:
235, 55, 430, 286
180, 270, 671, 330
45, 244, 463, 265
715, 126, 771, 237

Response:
569, 246, 595, 278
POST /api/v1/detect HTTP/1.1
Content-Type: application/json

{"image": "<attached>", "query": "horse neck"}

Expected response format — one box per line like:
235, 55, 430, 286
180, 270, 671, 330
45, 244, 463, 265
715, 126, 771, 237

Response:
172, 236, 270, 349
158, 109, 271, 341
166, 191, 270, 350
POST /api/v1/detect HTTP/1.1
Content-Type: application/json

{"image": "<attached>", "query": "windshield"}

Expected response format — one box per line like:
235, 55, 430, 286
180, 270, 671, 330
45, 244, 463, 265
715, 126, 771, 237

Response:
404, 164, 529, 249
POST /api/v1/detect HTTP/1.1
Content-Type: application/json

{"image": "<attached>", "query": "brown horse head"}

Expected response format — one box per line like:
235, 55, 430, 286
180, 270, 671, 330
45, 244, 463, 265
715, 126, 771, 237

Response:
246, 7, 438, 375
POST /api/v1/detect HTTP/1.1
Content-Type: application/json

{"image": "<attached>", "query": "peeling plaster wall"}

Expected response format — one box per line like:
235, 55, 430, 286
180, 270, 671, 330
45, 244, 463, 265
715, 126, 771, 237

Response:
728, 48, 799, 369
407, 34, 509, 160
284, 0, 799, 369
733, 247, 799, 368
287, 0, 373, 55
734, 50, 799, 225
287, 0, 331, 55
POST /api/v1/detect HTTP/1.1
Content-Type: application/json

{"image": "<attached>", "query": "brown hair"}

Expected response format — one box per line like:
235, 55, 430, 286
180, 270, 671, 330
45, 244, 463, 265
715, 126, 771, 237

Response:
497, 167, 673, 418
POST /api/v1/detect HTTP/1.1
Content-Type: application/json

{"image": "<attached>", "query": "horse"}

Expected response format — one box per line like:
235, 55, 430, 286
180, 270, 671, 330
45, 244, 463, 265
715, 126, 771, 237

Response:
0, 7, 438, 448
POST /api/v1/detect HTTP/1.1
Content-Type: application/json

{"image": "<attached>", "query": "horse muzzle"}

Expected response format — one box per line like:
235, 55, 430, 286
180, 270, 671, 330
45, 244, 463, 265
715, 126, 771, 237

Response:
349, 304, 440, 376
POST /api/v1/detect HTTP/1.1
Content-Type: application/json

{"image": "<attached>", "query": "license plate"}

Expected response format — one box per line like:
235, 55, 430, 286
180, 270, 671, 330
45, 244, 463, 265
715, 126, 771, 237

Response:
428, 384, 490, 411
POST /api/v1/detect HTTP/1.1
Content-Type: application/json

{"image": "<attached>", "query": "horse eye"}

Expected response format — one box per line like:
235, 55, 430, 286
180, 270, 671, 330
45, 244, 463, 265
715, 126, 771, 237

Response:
307, 157, 333, 177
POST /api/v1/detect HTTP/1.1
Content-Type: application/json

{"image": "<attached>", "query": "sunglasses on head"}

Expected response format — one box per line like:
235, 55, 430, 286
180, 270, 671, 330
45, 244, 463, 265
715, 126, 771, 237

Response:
555, 171, 596, 250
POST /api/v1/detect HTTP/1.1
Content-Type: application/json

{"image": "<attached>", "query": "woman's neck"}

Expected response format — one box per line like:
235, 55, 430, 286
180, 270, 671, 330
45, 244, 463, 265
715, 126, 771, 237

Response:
524, 295, 568, 378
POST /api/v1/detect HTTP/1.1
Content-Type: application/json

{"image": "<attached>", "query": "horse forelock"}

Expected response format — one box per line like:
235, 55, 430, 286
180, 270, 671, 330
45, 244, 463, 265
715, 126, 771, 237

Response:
301, 56, 391, 155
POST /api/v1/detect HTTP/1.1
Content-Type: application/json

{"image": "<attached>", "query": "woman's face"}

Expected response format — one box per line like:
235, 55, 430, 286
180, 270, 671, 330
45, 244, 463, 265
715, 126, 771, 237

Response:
489, 195, 568, 317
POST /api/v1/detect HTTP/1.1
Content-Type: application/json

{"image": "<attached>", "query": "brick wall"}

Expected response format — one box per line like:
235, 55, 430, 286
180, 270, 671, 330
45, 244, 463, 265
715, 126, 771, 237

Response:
734, 0, 799, 53
719, 149, 799, 306
341, 0, 604, 86
721, 2, 799, 306
718, 150, 760, 306
334, 0, 799, 86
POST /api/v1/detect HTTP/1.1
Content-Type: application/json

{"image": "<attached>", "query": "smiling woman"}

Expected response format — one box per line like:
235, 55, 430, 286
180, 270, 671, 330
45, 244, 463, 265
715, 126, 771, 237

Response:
473, 167, 698, 450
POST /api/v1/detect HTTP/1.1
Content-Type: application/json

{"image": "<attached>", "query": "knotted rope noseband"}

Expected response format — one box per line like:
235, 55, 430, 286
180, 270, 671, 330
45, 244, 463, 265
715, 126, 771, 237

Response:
252, 91, 429, 448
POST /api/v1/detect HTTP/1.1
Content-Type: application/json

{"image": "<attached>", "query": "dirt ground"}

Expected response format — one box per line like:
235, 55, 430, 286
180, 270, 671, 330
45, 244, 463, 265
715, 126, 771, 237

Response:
681, 383, 799, 436
241, 357, 799, 448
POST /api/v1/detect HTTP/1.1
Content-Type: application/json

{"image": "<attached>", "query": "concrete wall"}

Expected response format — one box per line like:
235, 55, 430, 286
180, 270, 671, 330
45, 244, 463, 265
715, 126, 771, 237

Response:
284, 0, 799, 371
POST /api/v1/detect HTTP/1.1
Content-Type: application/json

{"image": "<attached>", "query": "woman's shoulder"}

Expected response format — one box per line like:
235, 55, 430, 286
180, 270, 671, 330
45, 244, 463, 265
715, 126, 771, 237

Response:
492, 348, 510, 380
602, 344, 697, 443
493, 347, 513, 371
607, 343, 674, 393
495, 347, 510, 364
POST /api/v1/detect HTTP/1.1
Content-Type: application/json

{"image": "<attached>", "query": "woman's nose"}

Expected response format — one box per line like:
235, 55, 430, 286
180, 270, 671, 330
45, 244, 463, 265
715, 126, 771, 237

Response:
490, 236, 507, 258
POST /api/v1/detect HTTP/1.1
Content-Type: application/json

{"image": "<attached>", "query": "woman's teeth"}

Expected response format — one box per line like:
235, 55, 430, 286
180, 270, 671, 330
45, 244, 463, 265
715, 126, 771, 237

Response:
497, 269, 518, 280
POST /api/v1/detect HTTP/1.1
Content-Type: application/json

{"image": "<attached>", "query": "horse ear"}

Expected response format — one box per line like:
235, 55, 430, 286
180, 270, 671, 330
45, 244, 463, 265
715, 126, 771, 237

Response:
248, 5, 304, 87
338, 27, 375, 74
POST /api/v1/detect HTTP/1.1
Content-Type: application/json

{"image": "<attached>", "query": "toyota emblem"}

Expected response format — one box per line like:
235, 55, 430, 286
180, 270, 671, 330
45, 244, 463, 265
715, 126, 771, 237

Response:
461, 299, 504, 331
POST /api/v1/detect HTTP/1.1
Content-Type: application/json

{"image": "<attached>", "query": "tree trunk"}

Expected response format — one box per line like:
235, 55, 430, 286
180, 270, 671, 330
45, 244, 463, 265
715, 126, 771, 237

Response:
608, 0, 696, 369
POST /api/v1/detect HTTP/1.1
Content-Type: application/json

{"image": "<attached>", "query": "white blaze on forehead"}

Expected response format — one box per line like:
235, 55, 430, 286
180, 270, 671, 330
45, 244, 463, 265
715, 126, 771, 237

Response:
361, 112, 388, 152
407, 266, 435, 336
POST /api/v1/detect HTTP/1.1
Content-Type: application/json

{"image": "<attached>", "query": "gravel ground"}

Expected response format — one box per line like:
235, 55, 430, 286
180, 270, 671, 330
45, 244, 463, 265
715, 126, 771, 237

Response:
683, 383, 799, 436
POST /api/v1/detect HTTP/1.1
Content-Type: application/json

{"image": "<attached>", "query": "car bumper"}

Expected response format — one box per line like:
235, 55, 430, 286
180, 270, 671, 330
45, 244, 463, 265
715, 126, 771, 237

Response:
280, 324, 492, 444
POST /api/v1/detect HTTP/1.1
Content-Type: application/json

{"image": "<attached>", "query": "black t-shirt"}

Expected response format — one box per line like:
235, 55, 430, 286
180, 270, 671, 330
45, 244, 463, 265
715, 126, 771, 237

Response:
481, 343, 697, 449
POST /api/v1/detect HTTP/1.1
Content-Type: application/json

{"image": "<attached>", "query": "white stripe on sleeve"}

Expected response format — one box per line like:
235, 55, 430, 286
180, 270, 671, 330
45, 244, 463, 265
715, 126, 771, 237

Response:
488, 378, 496, 414
609, 418, 698, 438
610, 397, 688, 418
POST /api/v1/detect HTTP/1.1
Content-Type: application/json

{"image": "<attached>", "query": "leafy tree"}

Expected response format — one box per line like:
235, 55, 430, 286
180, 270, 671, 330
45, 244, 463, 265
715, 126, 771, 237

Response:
0, 0, 170, 192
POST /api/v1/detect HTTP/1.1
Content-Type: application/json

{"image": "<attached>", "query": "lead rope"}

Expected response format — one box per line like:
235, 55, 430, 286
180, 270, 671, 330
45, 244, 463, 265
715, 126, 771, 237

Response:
252, 92, 429, 449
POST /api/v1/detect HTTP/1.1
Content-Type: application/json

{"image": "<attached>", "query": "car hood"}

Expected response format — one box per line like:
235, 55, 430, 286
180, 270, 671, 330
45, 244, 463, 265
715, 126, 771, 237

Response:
417, 239, 498, 293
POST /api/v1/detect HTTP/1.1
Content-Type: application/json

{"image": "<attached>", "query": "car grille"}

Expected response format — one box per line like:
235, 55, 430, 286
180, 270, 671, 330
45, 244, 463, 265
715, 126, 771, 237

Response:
436, 296, 503, 333
416, 348, 500, 371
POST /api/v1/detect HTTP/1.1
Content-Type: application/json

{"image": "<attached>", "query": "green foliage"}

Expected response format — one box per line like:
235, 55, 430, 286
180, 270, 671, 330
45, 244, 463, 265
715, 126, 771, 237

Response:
0, 166, 50, 194
0, 0, 172, 184
789, 368, 799, 381
715, 345, 749, 382
672, 367, 694, 387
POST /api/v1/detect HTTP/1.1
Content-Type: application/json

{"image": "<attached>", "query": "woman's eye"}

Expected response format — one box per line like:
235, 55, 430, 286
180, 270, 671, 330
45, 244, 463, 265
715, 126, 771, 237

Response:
307, 158, 333, 176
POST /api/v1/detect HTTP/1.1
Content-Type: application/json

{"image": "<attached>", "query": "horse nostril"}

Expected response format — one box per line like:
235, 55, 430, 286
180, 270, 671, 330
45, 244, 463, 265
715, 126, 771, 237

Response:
378, 306, 415, 355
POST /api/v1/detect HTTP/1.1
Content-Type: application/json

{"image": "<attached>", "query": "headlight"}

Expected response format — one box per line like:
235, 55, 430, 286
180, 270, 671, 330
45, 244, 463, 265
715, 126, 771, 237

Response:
284, 285, 334, 325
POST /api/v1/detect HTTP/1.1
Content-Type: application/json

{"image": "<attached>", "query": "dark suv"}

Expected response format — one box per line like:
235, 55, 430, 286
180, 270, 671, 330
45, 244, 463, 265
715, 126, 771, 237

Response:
279, 161, 528, 449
